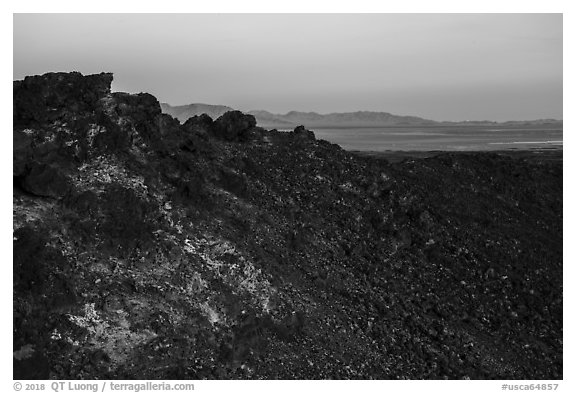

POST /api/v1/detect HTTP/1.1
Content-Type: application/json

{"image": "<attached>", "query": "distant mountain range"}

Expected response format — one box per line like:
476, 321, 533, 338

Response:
160, 103, 234, 123
160, 103, 562, 129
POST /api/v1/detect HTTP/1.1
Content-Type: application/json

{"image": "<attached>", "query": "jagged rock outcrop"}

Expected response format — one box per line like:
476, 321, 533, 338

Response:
13, 72, 562, 380
212, 110, 263, 142
13, 72, 113, 128
183, 113, 214, 132
293, 125, 316, 141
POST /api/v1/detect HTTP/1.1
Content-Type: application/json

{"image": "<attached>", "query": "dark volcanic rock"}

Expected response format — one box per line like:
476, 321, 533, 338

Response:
176, 114, 214, 154
13, 72, 562, 380
14, 227, 77, 379
14, 71, 113, 129
17, 162, 71, 198
218, 166, 250, 199
213, 110, 259, 142
183, 113, 214, 132
293, 125, 316, 141
110, 92, 162, 143
98, 184, 156, 255
12, 72, 174, 167
13, 130, 33, 176
158, 113, 182, 137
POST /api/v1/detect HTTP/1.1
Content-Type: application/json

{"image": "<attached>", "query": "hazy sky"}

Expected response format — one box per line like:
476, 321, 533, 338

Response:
13, 13, 562, 121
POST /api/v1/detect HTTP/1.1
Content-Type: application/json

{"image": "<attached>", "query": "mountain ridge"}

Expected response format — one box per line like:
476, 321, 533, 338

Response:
160, 103, 235, 123
161, 102, 562, 129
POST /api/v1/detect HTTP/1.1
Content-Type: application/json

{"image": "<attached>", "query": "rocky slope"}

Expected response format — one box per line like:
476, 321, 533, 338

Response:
13, 72, 562, 379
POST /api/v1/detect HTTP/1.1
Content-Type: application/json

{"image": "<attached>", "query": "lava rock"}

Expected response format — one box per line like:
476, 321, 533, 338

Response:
99, 184, 155, 254
212, 111, 258, 142
183, 113, 214, 132
14, 71, 113, 129
293, 125, 316, 141
12, 71, 563, 380
14, 350, 50, 380
111, 92, 163, 144
17, 162, 71, 198
178, 115, 214, 154
158, 113, 182, 137
218, 167, 250, 198
13, 130, 33, 177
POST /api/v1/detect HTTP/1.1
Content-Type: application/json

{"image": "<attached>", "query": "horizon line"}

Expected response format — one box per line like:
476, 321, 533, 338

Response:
160, 102, 563, 124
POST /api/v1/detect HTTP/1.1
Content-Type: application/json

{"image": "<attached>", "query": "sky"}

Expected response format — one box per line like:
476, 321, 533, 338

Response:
13, 13, 562, 121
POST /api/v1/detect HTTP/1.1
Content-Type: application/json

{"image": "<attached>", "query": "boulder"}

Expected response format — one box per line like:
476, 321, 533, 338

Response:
183, 114, 214, 133
111, 92, 163, 144
18, 163, 71, 199
178, 114, 213, 153
293, 125, 316, 141
212, 111, 258, 142
218, 167, 250, 198
155, 113, 186, 155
